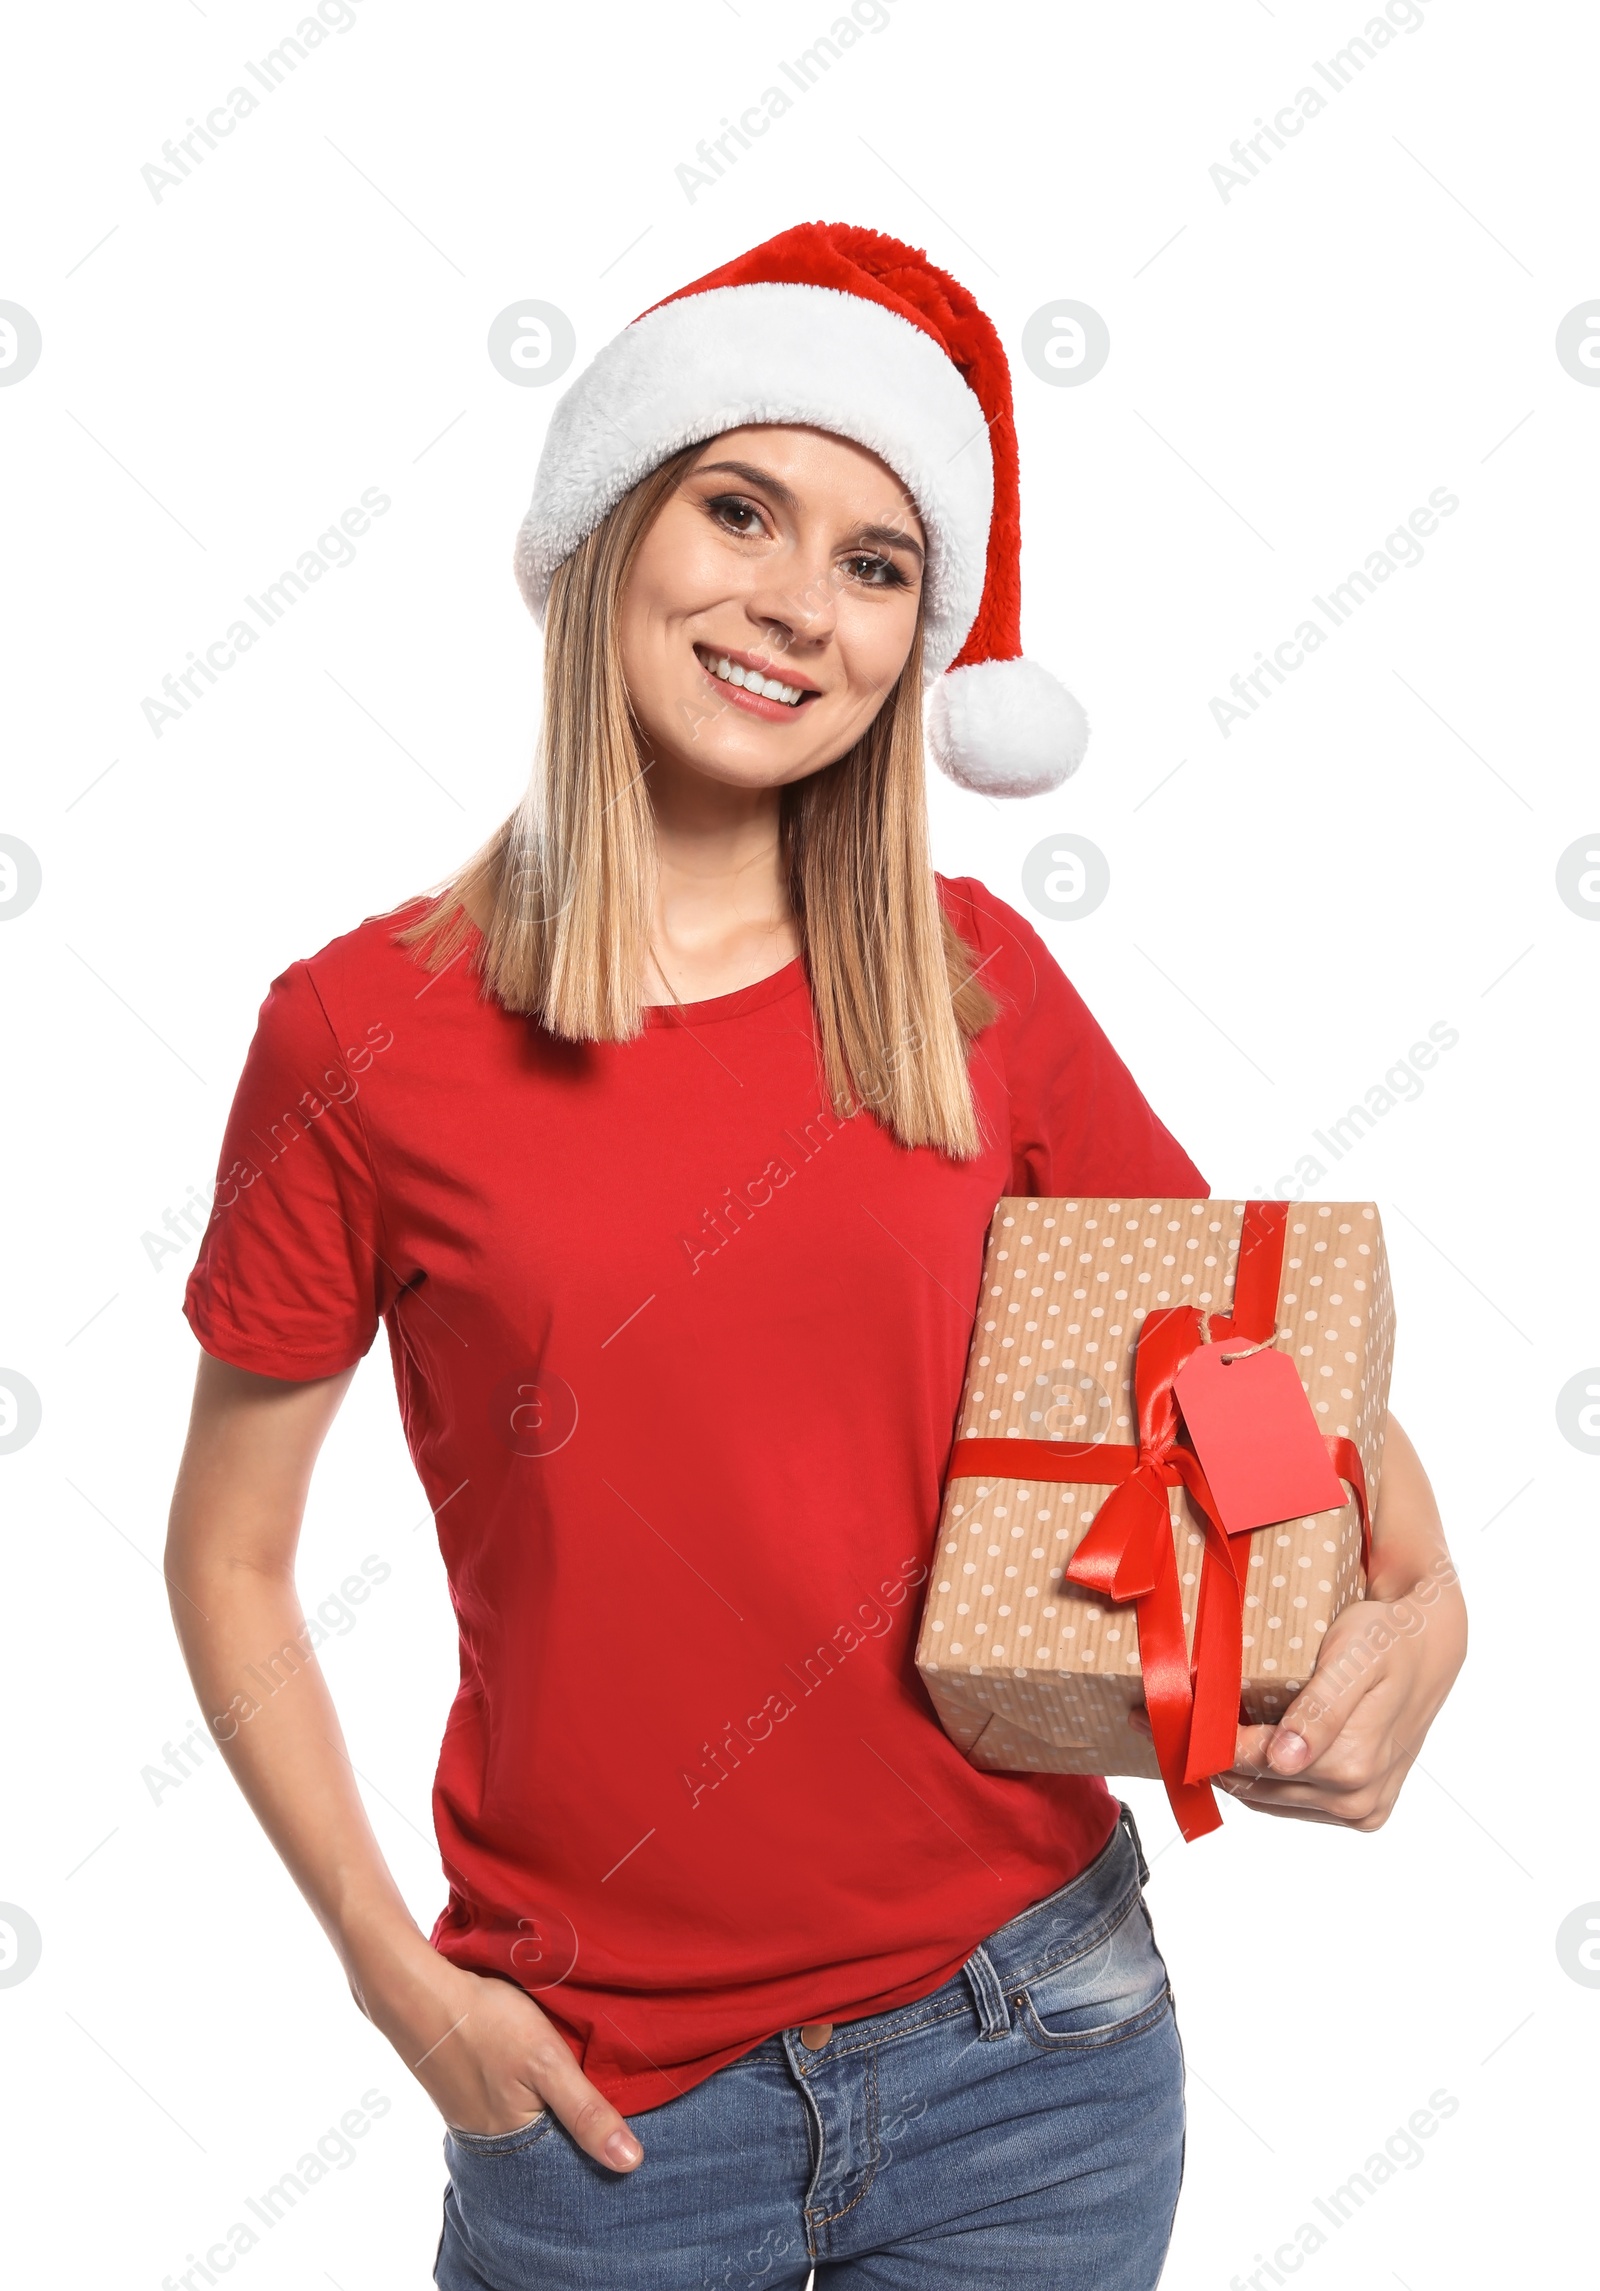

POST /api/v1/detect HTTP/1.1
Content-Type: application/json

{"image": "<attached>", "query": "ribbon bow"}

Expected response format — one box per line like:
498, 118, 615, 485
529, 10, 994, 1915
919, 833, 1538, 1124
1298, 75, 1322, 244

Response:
947, 1201, 1370, 1841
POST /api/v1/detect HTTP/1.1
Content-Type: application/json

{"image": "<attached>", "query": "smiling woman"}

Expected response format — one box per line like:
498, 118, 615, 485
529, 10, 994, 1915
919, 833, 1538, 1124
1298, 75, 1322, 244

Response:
626, 433, 924, 728
165, 218, 1461, 2291
396, 407, 1008, 1155
392, 224, 1086, 1157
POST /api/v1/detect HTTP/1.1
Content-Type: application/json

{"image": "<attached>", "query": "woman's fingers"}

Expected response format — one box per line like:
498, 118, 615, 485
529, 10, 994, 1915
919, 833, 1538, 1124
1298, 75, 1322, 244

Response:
1130, 1632, 1388, 1784
1222, 1667, 1412, 1827
1216, 1783, 1388, 1828
1129, 1609, 1408, 1829
1262, 1608, 1395, 1771
1217, 1755, 1403, 1829
391, 1965, 645, 2170
1223, 1596, 1399, 1786
522, 2036, 643, 2171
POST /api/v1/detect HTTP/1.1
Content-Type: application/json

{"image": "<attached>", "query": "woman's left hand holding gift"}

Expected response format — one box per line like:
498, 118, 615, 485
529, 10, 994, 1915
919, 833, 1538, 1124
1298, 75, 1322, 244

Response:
1217, 1415, 1466, 1828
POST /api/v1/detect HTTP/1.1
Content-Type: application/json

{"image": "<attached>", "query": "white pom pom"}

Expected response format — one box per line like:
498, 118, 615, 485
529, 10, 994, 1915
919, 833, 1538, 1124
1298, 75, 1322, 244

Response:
925, 658, 1089, 797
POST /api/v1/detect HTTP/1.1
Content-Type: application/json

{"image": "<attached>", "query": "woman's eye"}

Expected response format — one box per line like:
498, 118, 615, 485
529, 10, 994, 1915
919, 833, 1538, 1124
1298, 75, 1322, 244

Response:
845, 552, 909, 589
708, 495, 763, 534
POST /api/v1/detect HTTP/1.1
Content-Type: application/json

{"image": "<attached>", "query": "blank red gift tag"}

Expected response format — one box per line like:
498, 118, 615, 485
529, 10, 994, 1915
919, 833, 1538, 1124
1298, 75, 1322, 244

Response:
1171, 1340, 1348, 1534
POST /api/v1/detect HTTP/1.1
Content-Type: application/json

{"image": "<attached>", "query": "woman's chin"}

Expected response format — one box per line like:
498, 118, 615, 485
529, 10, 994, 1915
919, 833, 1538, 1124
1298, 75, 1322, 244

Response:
647, 727, 832, 794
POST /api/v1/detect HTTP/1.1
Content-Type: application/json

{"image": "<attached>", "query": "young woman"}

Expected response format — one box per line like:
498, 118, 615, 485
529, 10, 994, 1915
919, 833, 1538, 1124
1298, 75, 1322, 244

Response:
166, 225, 1465, 2291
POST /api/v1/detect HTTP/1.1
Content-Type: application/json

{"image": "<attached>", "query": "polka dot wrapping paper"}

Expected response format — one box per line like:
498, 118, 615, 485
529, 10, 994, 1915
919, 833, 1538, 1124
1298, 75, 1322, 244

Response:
914, 1199, 1395, 1781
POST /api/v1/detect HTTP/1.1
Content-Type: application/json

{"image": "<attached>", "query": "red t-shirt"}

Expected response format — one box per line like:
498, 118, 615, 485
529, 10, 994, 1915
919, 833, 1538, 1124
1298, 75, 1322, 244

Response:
183, 874, 1205, 2113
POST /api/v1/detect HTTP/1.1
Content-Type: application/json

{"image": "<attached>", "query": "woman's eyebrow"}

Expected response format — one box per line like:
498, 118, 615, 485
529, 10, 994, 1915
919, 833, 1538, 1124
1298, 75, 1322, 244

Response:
695, 459, 801, 511
844, 520, 926, 568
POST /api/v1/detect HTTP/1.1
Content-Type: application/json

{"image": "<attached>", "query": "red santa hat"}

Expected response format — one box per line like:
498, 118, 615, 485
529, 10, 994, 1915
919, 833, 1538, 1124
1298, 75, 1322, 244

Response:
513, 221, 1088, 799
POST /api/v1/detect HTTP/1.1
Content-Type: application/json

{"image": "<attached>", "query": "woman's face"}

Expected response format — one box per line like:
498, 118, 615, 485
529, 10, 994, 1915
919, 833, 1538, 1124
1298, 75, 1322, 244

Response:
616, 425, 926, 790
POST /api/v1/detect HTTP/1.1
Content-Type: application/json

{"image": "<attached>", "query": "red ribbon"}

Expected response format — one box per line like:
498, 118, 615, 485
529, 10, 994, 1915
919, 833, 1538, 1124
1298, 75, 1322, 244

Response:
947, 1202, 1371, 1841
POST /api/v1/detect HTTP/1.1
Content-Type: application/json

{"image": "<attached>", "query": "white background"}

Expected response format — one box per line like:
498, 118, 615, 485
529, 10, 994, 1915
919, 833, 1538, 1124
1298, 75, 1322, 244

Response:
2, 1, 1596, 2284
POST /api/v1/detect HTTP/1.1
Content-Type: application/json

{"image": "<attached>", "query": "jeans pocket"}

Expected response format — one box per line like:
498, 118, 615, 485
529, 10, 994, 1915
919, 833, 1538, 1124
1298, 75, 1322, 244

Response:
1016, 1896, 1172, 2051
444, 2106, 552, 2155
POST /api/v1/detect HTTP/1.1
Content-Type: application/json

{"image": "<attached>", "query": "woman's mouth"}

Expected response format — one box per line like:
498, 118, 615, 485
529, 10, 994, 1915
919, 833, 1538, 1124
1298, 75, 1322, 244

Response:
693, 643, 818, 718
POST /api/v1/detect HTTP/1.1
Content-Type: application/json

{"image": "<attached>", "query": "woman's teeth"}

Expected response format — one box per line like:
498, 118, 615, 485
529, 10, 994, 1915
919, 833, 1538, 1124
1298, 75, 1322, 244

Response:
698, 648, 806, 706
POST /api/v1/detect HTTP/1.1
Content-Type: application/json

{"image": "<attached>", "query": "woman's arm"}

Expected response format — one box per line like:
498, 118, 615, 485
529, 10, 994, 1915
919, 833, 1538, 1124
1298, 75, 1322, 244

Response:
164, 1352, 645, 2169
1218, 1412, 1468, 1826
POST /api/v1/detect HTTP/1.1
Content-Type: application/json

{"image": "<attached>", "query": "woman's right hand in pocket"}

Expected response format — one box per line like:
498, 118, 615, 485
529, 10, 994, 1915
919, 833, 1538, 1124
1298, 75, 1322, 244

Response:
358, 1945, 644, 2171
163, 1362, 644, 2175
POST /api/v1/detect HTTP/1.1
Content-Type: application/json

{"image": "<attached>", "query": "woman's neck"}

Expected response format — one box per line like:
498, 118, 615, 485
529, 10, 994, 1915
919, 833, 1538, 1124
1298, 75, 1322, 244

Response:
642, 759, 799, 1005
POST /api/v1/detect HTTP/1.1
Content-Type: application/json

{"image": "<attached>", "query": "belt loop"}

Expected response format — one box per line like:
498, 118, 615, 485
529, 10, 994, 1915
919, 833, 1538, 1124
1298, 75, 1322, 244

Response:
961, 1942, 1013, 2039
1118, 1798, 1151, 1887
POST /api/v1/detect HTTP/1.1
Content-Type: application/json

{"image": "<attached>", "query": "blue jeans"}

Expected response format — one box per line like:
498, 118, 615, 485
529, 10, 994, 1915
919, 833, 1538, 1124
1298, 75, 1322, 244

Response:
434, 1803, 1184, 2290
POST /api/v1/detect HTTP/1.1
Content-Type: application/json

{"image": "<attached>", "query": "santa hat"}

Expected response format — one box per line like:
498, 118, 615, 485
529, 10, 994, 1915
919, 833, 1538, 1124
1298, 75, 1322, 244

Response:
513, 221, 1088, 799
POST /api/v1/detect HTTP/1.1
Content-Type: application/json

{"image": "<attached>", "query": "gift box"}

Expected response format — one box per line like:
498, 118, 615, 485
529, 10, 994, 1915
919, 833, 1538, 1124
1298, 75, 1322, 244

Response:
915, 1198, 1394, 1839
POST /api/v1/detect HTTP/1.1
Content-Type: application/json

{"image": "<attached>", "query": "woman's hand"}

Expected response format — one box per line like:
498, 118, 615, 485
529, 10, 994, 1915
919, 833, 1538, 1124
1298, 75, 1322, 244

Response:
351, 1933, 645, 2169
164, 1355, 645, 2172
1131, 1414, 1467, 1829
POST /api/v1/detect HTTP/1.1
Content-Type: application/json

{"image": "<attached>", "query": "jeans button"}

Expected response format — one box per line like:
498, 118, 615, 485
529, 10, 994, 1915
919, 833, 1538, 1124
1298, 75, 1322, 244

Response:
799, 2021, 834, 2049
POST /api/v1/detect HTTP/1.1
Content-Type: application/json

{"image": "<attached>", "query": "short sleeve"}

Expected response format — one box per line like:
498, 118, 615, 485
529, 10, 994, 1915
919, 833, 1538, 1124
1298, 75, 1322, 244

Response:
953, 878, 1209, 1199
183, 959, 392, 1379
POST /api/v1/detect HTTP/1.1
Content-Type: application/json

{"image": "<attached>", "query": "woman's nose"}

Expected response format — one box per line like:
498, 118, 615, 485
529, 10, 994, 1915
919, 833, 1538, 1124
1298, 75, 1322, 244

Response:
745, 551, 840, 654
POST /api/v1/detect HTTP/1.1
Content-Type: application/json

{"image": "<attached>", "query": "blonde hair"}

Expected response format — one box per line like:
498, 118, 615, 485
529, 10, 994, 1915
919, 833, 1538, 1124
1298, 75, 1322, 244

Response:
397, 444, 1000, 1157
